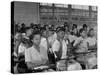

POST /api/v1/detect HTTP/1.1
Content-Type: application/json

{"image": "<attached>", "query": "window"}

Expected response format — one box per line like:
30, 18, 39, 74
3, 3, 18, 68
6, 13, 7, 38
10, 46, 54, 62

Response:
72, 5, 89, 10
92, 6, 97, 11
55, 4, 68, 8
40, 3, 52, 6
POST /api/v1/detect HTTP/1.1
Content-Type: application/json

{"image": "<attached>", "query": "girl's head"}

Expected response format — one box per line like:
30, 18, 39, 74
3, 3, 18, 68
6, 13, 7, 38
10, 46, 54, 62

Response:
88, 28, 94, 37
79, 28, 87, 38
30, 31, 41, 46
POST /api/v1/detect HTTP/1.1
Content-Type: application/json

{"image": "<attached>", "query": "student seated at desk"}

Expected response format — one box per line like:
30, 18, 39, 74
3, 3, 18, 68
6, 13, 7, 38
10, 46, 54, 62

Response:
25, 31, 48, 70
86, 28, 97, 69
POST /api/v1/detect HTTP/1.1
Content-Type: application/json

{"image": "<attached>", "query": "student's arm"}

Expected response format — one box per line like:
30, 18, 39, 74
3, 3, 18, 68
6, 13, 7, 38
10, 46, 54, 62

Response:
14, 40, 21, 56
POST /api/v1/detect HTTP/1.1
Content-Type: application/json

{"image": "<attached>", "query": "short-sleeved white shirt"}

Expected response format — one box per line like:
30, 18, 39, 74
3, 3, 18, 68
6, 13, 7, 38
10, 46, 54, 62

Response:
73, 37, 88, 52
40, 37, 48, 51
86, 37, 97, 46
52, 39, 68, 59
25, 45, 48, 63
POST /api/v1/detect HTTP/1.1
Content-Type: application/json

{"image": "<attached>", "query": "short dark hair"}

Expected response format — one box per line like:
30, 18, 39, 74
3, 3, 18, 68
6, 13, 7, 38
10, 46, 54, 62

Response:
56, 27, 65, 33
73, 24, 77, 28
89, 28, 94, 31
83, 24, 87, 28
79, 28, 85, 34
21, 23, 25, 26
21, 38, 33, 47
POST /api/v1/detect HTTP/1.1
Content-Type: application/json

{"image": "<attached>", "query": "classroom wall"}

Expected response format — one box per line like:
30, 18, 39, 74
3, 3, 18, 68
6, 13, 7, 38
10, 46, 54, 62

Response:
14, 1, 40, 26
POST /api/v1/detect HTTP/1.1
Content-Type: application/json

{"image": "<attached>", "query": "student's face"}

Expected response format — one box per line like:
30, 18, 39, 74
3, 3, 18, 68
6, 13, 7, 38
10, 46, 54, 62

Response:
32, 34, 41, 46
83, 27, 87, 31
57, 31, 65, 39
89, 30, 94, 36
42, 30, 47, 37
81, 31, 87, 37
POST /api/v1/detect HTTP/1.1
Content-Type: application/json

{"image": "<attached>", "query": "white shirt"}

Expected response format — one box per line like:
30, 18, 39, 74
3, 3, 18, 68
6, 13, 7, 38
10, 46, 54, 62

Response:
40, 37, 48, 51
61, 40, 68, 59
53, 32, 57, 40
25, 45, 48, 63
64, 34, 77, 43
73, 37, 88, 52
18, 43, 26, 55
86, 37, 97, 46
52, 39, 68, 59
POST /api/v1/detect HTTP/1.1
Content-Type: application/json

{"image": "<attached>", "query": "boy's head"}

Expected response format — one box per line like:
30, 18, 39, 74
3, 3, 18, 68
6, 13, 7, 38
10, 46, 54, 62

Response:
64, 23, 69, 32
72, 24, 77, 29
64, 22, 68, 26
21, 23, 25, 28
83, 24, 87, 30
88, 28, 94, 37
56, 27, 65, 39
30, 23, 34, 28
48, 26, 55, 37
25, 27, 33, 37
72, 28, 77, 35
44, 24, 49, 30
30, 30, 41, 46
41, 27, 47, 38
79, 28, 87, 37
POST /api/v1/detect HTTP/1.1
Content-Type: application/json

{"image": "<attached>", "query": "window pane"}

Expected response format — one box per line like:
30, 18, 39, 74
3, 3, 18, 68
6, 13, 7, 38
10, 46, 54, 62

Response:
55, 4, 64, 7
40, 3, 52, 6
92, 6, 97, 11
55, 4, 68, 8
72, 5, 89, 10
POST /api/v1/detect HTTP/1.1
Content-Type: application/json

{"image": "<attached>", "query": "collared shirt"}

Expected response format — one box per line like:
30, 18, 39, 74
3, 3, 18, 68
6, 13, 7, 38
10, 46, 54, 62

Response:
40, 37, 48, 51
73, 37, 88, 52
48, 35, 56, 47
86, 37, 97, 46
52, 39, 68, 59
64, 33, 77, 43
18, 43, 26, 55
25, 45, 48, 63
